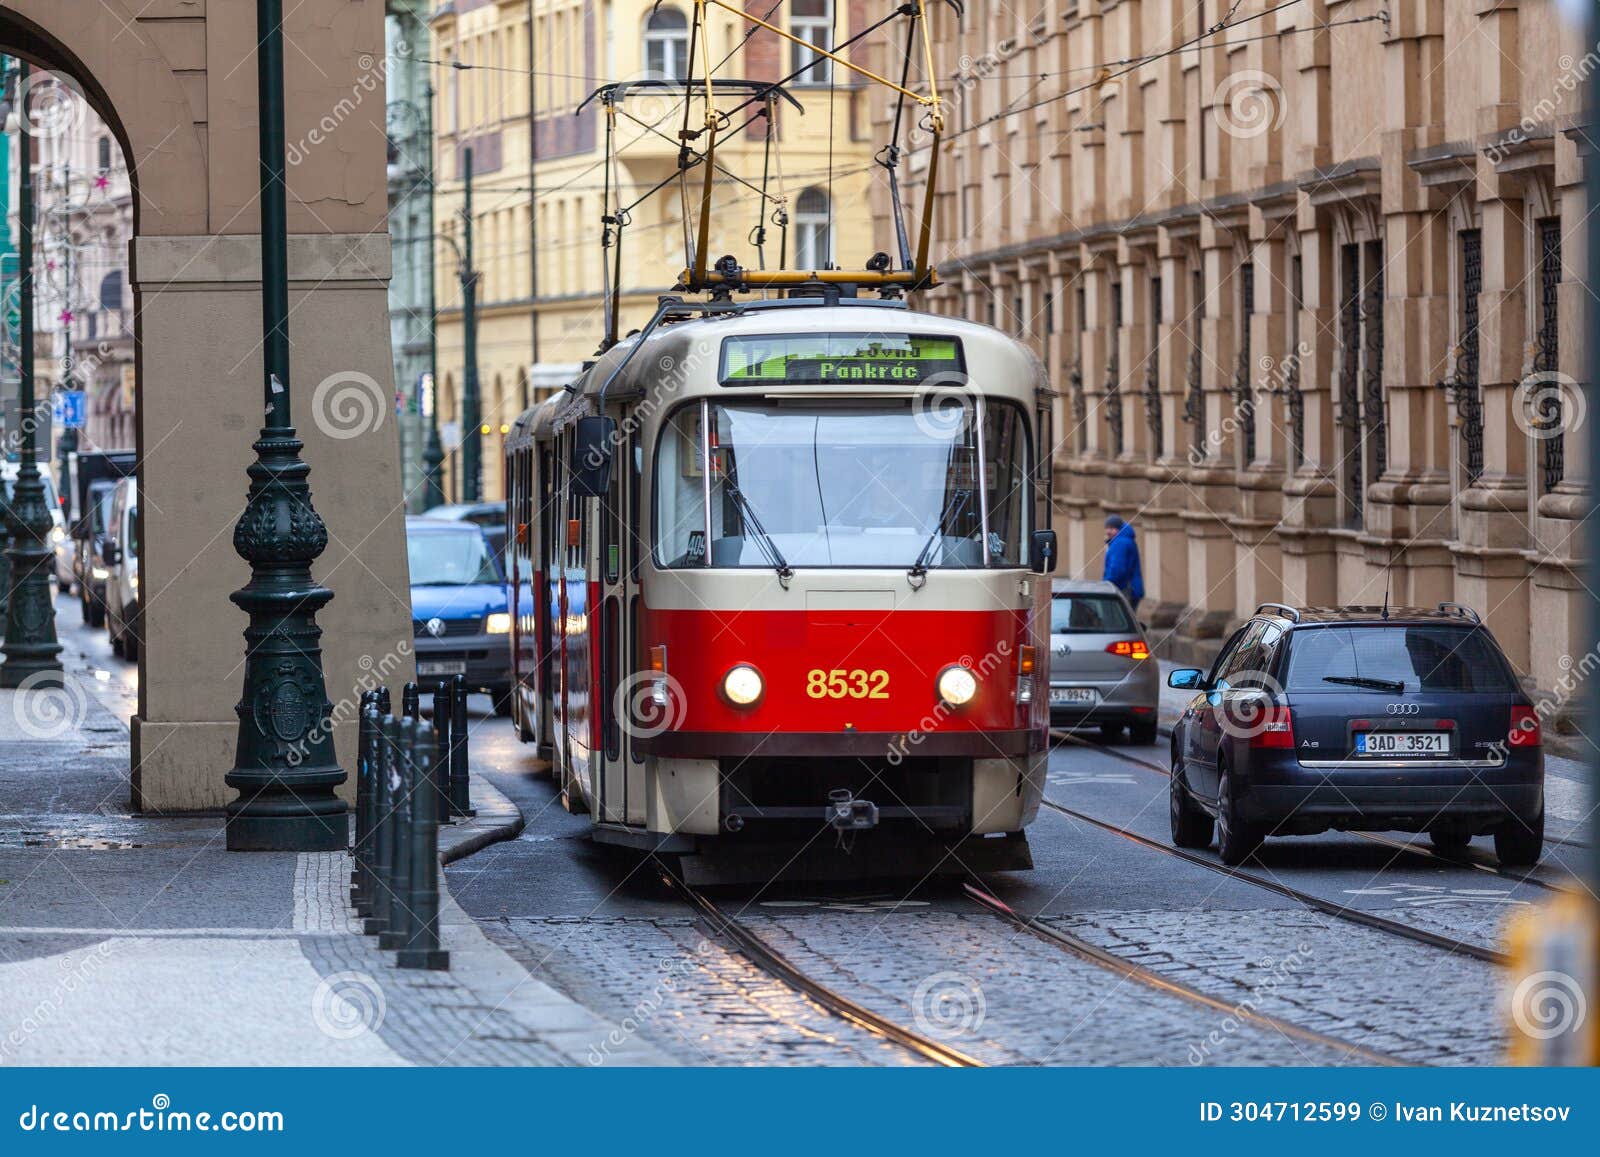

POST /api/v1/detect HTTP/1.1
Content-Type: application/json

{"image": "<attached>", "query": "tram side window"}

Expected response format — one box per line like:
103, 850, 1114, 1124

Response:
984, 402, 1030, 566
655, 407, 708, 567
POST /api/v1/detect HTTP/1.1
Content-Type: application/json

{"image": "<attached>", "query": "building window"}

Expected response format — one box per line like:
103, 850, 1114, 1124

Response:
1234, 258, 1255, 466
793, 186, 832, 269
1145, 275, 1163, 462
96, 136, 112, 173
1534, 217, 1563, 494
1454, 229, 1485, 489
643, 6, 690, 80
1361, 240, 1386, 488
791, 0, 833, 87
1184, 269, 1205, 460
1105, 281, 1124, 458
1338, 243, 1364, 527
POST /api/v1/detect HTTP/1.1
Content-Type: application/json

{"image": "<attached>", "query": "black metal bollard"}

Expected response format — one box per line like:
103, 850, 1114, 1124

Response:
398, 718, 450, 970
378, 712, 417, 951
363, 708, 397, 936
448, 673, 472, 817
432, 680, 453, 823
402, 680, 419, 719
352, 690, 379, 912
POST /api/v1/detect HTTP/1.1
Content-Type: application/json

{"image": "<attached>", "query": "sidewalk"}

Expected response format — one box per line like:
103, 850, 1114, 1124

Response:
0, 672, 667, 1067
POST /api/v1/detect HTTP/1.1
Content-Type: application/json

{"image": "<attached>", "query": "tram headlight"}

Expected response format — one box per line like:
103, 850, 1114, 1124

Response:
721, 663, 764, 707
485, 612, 512, 634
937, 664, 977, 707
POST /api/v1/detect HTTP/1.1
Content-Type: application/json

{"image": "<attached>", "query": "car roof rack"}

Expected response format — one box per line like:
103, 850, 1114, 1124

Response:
1255, 602, 1301, 622
1437, 601, 1481, 623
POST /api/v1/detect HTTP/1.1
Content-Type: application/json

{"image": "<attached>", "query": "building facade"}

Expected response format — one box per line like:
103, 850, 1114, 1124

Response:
386, 0, 437, 511
427, 0, 881, 500
875, 0, 1590, 717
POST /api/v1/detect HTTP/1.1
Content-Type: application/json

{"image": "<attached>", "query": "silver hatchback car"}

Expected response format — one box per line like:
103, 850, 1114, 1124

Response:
1048, 579, 1161, 744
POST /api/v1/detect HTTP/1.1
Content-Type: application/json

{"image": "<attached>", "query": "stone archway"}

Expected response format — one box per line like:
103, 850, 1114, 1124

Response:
1, 0, 414, 810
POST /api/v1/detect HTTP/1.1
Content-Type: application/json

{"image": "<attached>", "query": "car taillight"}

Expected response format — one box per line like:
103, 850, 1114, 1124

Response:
1106, 639, 1150, 660
1250, 706, 1295, 749
1508, 705, 1541, 747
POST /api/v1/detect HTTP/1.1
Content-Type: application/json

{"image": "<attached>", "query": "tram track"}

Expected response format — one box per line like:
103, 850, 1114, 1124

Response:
655, 862, 984, 1068
1056, 732, 1579, 894
961, 881, 1412, 1066
1046, 733, 1514, 964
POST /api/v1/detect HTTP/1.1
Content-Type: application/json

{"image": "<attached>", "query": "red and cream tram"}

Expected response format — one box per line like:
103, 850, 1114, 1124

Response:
504, 295, 1057, 877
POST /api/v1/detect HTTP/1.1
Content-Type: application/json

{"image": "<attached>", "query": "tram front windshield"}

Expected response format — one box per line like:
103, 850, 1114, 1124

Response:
655, 398, 1030, 569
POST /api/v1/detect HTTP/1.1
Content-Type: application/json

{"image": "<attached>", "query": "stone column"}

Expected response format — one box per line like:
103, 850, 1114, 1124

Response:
130, 235, 414, 811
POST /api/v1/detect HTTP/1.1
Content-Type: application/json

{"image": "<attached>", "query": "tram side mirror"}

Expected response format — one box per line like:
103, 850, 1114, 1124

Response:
1029, 529, 1058, 574
569, 416, 617, 498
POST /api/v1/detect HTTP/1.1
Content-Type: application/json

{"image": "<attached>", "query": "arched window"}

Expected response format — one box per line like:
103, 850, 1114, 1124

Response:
644, 6, 690, 80
793, 186, 832, 270
790, 0, 833, 86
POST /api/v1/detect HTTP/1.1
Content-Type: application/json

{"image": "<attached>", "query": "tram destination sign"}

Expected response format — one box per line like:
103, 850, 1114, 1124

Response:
719, 333, 965, 386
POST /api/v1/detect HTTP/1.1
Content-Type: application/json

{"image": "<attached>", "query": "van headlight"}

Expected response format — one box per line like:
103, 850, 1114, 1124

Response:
91, 566, 109, 581
721, 664, 764, 707
485, 612, 512, 634
50, 526, 65, 544
937, 664, 977, 707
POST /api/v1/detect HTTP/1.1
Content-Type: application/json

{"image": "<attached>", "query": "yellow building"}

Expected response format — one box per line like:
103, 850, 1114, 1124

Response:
429, 0, 882, 500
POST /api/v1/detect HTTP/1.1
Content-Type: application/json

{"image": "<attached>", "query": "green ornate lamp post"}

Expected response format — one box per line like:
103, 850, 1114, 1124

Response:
1, 62, 65, 691
420, 83, 446, 510
223, 0, 346, 850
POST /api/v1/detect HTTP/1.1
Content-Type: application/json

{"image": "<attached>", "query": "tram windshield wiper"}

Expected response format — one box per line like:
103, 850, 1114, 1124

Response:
1322, 674, 1407, 694
722, 480, 793, 586
908, 488, 971, 587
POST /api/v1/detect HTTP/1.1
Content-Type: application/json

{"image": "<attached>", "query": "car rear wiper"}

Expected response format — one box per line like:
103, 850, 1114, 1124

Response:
908, 488, 971, 589
1323, 675, 1406, 693
722, 479, 793, 588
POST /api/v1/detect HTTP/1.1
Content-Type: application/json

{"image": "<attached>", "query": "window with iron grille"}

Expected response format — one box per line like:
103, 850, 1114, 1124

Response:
1234, 260, 1256, 465
1285, 255, 1305, 468
1145, 275, 1164, 460
1456, 229, 1485, 487
1072, 286, 1088, 452
1536, 218, 1563, 494
1362, 240, 1387, 484
1339, 244, 1364, 527
1184, 269, 1206, 458
1105, 282, 1124, 456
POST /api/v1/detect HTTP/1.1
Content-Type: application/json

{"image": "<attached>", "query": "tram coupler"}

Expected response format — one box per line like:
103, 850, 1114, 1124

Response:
825, 790, 879, 831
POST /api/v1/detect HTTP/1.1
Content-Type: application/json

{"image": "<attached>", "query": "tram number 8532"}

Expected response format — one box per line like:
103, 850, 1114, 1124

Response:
806, 669, 891, 699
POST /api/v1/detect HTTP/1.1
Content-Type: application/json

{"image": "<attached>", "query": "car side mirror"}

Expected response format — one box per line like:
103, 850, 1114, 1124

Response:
1167, 668, 1204, 690
1029, 529, 1058, 574
101, 539, 121, 566
568, 415, 616, 498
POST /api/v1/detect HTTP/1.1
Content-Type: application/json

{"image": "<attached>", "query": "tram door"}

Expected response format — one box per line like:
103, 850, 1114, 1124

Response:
623, 426, 646, 825
534, 443, 557, 756
548, 434, 570, 776
595, 408, 636, 825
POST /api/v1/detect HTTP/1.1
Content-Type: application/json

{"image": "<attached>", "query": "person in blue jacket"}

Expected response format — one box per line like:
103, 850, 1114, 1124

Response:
1102, 514, 1144, 614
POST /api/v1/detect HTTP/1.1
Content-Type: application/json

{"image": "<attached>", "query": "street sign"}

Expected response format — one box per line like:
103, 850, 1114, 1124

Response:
440, 420, 462, 451
52, 389, 86, 429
